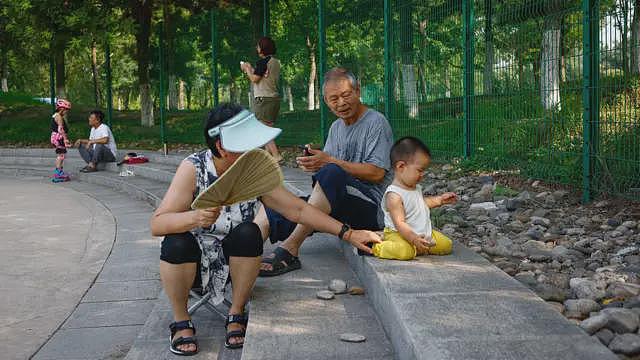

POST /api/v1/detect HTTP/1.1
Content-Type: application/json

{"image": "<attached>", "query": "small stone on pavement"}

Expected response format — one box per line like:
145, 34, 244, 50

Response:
339, 333, 366, 343
329, 279, 348, 294
316, 290, 335, 300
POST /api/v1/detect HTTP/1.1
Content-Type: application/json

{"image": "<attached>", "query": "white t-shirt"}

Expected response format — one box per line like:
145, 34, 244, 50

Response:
90, 123, 117, 157
382, 184, 432, 237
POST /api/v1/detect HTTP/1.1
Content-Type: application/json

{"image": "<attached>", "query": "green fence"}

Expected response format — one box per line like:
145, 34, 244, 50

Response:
164, 0, 638, 202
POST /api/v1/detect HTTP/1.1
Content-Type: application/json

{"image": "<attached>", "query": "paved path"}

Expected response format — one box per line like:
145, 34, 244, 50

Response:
0, 178, 115, 360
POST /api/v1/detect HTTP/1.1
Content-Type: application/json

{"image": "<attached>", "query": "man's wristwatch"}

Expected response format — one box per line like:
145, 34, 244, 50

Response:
338, 223, 351, 241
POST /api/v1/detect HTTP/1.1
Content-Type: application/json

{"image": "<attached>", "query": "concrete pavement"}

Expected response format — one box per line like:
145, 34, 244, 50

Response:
0, 178, 115, 360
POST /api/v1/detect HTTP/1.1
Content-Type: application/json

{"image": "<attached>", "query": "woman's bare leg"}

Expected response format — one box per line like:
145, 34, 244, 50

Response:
160, 261, 197, 352
227, 256, 261, 346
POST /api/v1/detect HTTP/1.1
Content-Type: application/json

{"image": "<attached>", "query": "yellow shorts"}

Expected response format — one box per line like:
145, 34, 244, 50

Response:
372, 228, 453, 260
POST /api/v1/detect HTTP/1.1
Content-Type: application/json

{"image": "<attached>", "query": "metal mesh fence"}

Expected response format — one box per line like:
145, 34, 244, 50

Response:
200, 0, 639, 200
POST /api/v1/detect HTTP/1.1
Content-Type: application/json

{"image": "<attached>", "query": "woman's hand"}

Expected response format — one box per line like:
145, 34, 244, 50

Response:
345, 229, 382, 255
192, 207, 221, 228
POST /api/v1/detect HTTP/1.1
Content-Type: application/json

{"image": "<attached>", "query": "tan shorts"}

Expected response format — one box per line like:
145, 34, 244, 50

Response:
252, 97, 281, 126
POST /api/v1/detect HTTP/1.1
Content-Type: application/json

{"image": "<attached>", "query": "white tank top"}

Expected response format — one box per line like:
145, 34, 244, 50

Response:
382, 184, 432, 236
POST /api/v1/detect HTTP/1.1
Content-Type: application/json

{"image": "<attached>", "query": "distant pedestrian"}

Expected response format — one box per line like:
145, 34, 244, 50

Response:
50, 99, 72, 182
241, 36, 282, 163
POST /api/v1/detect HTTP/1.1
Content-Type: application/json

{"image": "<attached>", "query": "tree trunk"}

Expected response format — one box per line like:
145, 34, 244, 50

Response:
632, 0, 640, 75
560, 17, 567, 83
178, 79, 186, 110
483, 0, 494, 95
400, 2, 418, 117
541, 16, 561, 111
132, 0, 154, 126
286, 85, 294, 111
163, 1, 178, 110
91, 40, 101, 106
123, 88, 131, 110
307, 35, 316, 111
315, 77, 320, 109
55, 43, 66, 99
1, 50, 8, 92
140, 84, 153, 126
622, 1, 630, 77
186, 82, 192, 110
168, 75, 178, 109
444, 66, 451, 98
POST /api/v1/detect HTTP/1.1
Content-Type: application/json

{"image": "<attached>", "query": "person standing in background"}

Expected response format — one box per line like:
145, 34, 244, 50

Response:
241, 36, 283, 163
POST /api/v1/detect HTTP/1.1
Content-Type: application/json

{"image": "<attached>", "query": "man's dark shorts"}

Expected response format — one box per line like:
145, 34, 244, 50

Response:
265, 163, 382, 243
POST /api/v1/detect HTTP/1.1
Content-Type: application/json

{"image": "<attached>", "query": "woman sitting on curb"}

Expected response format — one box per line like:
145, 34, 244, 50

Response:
150, 103, 380, 355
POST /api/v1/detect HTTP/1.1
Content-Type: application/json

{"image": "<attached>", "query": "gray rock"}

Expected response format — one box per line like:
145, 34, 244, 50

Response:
616, 247, 639, 257
472, 184, 495, 203
478, 175, 494, 184
505, 198, 522, 211
570, 277, 607, 300
514, 271, 537, 287
602, 308, 640, 333
595, 328, 615, 346
580, 313, 609, 334
531, 216, 551, 227
608, 333, 640, 355
622, 220, 637, 229
608, 282, 640, 299
530, 254, 551, 262
564, 299, 601, 318
535, 283, 567, 302
523, 240, 552, 257
607, 219, 621, 227
328, 279, 348, 294
547, 301, 565, 314
469, 202, 497, 213
553, 190, 568, 199
526, 227, 545, 241
625, 255, 640, 265
551, 246, 570, 262
481, 245, 512, 258
339, 333, 366, 343
567, 228, 586, 236
624, 297, 640, 309
316, 290, 335, 300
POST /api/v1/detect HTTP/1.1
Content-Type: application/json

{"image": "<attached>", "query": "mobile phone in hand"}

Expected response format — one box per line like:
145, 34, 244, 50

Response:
298, 145, 312, 156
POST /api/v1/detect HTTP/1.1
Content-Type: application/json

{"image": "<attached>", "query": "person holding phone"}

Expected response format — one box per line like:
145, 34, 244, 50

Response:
240, 37, 282, 163
257, 67, 394, 277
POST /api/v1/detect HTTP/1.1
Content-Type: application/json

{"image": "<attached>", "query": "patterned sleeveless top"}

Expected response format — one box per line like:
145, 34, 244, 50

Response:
186, 149, 261, 305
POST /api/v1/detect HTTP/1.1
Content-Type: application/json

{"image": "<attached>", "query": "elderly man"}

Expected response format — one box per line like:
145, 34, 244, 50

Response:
74, 110, 117, 172
258, 67, 394, 276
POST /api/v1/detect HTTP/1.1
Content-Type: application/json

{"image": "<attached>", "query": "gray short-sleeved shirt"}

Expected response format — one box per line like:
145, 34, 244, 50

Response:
323, 108, 394, 220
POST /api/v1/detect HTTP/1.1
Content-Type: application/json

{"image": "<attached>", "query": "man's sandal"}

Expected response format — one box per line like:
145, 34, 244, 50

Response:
169, 320, 198, 356
259, 247, 301, 277
225, 313, 248, 349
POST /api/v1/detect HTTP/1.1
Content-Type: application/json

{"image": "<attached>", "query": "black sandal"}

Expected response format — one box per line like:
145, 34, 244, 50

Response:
169, 320, 198, 356
259, 247, 301, 277
225, 313, 248, 349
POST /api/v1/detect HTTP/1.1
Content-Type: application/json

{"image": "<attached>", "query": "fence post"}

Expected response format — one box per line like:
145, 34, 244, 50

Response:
318, 0, 327, 142
263, 0, 270, 36
105, 36, 113, 128
582, 0, 599, 203
159, 21, 167, 155
49, 53, 55, 113
462, 0, 474, 159
384, 0, 394, 122
211, 8, 219, 107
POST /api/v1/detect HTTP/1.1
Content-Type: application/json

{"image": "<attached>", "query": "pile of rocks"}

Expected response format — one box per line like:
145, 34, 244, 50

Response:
422, 165, 640, 358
